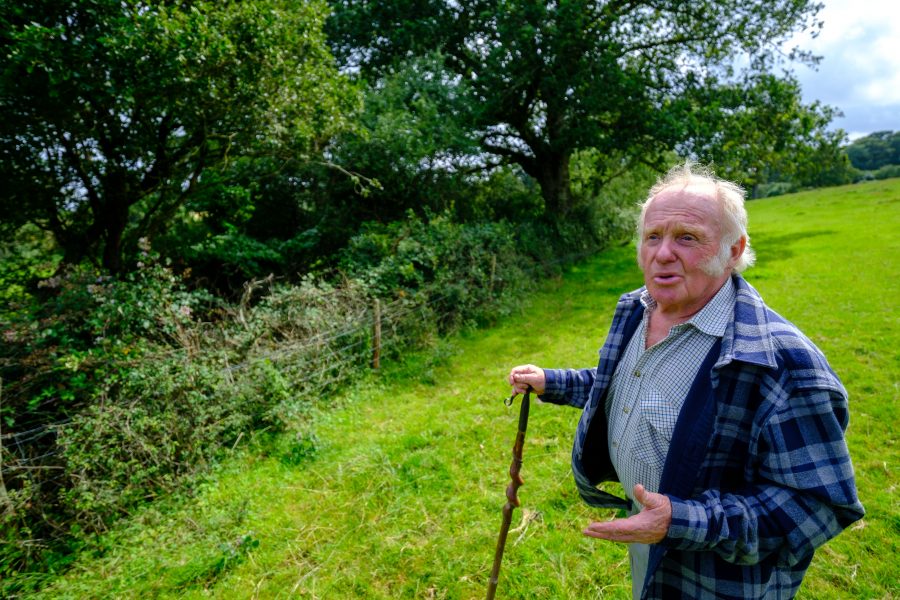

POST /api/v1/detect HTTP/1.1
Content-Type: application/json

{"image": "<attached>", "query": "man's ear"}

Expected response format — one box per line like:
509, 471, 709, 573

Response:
729, 236, 747, 266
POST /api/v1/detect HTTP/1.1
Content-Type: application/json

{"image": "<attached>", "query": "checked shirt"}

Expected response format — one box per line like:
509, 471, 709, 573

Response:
606, 279, 735, 501
540, 275, 864, 599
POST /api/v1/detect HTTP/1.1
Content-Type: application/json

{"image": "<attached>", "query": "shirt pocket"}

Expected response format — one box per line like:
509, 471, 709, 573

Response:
632, 390, 679, 470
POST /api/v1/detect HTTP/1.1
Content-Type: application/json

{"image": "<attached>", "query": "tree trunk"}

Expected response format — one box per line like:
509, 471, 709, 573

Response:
100, 202, 129, 274
98, 174, 132, 274
521, 149, 573, 217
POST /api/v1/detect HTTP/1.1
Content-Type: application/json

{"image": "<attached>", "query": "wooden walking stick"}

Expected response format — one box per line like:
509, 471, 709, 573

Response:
486, 388, 531, 600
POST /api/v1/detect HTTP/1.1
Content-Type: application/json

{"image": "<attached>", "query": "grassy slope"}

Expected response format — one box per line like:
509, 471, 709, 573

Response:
31, 180, 899, 599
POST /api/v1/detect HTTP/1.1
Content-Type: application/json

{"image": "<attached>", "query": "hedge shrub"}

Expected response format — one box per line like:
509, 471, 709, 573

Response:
0, 215, 539, 588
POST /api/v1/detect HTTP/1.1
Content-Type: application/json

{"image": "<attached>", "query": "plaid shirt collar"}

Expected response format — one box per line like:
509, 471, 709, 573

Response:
720, 275, 779, 370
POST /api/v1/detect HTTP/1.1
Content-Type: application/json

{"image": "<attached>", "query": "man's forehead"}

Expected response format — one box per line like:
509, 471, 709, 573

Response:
656, 181, 718, 200
642, 184, 726, 236
648, 183, 721, 215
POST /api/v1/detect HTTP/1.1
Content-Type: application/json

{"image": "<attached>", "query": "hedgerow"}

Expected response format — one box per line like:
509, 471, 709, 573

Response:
0, 216, 539, 587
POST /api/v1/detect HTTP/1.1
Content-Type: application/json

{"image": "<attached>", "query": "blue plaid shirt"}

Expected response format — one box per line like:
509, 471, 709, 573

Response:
541, 275, 864, 599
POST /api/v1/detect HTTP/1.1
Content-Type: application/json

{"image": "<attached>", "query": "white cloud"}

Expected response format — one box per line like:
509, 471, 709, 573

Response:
787, 0, 900, 135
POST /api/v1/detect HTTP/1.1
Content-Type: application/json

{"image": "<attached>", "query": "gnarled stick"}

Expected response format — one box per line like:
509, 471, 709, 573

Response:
486, 388, 531, 600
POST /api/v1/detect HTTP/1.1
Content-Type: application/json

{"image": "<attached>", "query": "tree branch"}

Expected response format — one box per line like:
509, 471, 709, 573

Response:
481, 141, 537, 177
618, 34, 711, 58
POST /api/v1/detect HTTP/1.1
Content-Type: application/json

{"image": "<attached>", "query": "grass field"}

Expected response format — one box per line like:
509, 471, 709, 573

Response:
23, 179, 900, 598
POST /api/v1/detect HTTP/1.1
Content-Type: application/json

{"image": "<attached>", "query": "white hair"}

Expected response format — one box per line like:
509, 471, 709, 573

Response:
636, 161, 756, 274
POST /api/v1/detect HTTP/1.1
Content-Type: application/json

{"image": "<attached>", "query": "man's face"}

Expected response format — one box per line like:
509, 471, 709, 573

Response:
639, 184, 735, 318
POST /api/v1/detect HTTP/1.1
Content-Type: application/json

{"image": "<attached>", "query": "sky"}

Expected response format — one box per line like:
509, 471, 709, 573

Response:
787, 0, 900, 139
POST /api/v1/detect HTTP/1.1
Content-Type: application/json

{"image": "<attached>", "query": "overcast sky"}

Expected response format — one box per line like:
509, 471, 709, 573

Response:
787, 0, 900, 139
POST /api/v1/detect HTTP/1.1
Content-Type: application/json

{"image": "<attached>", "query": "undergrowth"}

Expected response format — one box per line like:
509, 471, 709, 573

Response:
0, 215, 561, 591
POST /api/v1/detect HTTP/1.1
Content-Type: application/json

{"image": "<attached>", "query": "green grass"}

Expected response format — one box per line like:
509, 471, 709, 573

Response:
23, 179, 900, 598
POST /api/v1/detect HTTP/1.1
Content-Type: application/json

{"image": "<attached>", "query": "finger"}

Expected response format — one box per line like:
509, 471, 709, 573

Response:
514, 367, 542, 384
633, 484, 664, 511
511, 372, 534, 389
634, 484, 650, 507
508, 365, 532, 385
582, 518, 639, 543
512, 381, 532, 395
511, 372, 531, 386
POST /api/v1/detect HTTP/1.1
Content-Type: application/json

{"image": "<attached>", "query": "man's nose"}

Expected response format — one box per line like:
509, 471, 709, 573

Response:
656, 237, 677, 261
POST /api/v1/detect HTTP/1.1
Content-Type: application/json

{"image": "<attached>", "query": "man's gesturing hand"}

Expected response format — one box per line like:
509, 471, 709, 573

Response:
583, 484, 672, 544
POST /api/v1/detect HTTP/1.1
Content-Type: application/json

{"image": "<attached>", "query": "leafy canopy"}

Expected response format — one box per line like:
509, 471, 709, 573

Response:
683, 72, 851, 194
0, 0, 358, 273
845, 131, 900, 171
327, 0, 828, 213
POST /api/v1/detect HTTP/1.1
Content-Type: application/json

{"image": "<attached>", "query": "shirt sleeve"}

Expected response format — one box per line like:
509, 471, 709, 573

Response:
539, 367, 598, 409
662, 386, 864, 566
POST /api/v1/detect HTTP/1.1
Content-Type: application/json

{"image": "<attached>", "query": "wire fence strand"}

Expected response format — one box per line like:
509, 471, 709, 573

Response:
0, 280, 477, 475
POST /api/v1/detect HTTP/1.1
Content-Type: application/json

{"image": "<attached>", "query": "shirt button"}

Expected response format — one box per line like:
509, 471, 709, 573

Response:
623, 406, 630, 414
633, 369, 641, 377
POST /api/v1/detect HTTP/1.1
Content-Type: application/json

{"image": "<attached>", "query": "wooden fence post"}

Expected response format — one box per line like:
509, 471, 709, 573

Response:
0, 378, 12, 516
372, 299, 381, 370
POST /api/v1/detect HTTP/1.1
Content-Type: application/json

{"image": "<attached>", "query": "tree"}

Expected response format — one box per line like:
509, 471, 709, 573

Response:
792, 131, 855, 189
327, 0, 827, 216
0, 0, 358, 273
845, 131, 900, 171
302, 53, 481, 227
684, 72, 851, 195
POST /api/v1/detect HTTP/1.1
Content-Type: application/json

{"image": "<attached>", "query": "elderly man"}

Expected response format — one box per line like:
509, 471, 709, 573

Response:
508, 163, 863, 599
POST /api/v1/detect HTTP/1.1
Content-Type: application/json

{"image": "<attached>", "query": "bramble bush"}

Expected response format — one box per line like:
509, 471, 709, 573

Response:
1, 258, 222, 580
